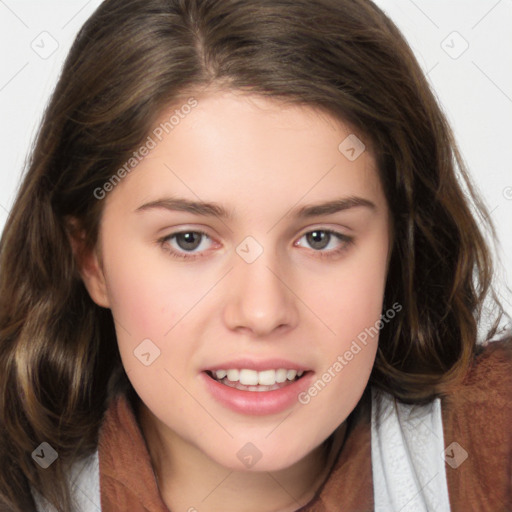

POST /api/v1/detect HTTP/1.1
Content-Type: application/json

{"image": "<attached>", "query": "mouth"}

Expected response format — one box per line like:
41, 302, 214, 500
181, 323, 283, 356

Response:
204, 368, 308, 392
201, 359, 314, 415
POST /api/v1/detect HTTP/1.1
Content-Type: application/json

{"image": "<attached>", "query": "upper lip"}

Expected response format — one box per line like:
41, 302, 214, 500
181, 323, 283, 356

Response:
202, 358, 311, 372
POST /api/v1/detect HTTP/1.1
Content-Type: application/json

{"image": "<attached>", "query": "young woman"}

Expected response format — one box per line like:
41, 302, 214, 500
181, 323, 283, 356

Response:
0, 0, 510, 511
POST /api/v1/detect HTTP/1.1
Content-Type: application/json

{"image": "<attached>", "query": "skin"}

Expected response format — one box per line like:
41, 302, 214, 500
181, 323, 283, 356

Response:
77, 89, 392, 511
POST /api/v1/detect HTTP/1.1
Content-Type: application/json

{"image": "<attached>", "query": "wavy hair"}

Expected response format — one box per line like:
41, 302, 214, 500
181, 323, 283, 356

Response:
0, 0, 508, 509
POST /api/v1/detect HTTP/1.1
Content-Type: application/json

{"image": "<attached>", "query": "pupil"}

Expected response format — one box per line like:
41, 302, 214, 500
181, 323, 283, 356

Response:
177, 232, 201, 250
307, 230, 329, 250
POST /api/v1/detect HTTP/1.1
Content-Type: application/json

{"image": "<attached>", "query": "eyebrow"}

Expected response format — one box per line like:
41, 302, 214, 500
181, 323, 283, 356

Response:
135, 195, 376, 219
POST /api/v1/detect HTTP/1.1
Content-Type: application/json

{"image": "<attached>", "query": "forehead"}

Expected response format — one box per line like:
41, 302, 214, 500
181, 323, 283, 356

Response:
104, 90, 385, 215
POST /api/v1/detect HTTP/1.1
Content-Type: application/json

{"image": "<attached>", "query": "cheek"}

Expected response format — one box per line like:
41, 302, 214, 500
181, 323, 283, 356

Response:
100, 238, 205, 384
106, 269, 168, 336
102, 239, 194, 338
103, 254, 197, 413
299, 262, 383, 423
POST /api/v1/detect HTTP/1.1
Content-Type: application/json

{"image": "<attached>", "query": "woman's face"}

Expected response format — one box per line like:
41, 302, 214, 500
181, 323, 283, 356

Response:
83, 90, 392, 472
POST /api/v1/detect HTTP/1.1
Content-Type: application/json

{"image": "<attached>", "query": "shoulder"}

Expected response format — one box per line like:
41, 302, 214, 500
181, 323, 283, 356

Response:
441, 335, 512, 511
443, 335, 512, 409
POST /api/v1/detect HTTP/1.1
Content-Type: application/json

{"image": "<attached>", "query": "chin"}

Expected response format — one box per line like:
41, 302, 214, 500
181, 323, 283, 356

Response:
205, 437, 320, 473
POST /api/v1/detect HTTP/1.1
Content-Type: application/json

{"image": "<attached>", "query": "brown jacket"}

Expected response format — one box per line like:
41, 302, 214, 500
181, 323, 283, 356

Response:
98, 339, 512, 511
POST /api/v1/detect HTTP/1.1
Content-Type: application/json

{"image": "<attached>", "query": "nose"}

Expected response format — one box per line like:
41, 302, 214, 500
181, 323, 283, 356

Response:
222, 250, 299, 337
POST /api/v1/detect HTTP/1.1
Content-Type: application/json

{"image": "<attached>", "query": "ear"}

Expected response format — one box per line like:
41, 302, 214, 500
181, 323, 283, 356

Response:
65, 217, 111, 308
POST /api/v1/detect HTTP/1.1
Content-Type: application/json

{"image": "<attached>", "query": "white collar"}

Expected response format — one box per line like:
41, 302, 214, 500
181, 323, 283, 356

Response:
371, 387, 452, 511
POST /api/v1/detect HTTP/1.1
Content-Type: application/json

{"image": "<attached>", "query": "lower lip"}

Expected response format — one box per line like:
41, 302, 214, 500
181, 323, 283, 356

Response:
200, 371, 314, 416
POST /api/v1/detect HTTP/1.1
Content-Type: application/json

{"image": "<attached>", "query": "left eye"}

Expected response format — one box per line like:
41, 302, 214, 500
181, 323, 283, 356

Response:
295, 229, 352, 254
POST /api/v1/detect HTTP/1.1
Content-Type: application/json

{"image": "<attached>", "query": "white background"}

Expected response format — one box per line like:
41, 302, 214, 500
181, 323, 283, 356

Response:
1, 0, 511, 317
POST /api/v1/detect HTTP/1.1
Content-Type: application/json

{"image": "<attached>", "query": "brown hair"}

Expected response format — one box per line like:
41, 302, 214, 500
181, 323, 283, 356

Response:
0, 0, 508, 509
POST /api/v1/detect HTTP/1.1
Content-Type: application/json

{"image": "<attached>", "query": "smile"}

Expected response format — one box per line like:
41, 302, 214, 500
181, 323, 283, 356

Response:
201, 368, 313, 415
208, 368, 305, 390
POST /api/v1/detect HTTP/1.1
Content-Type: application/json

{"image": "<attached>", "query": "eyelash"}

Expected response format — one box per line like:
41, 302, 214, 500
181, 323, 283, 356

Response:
158, 229, 354, 261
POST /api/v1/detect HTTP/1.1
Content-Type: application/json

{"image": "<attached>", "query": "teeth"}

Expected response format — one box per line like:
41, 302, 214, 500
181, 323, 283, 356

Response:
286, 369, 297, 380
227, 369, 239, 381
239, 369, 259, 386
258, 369, 276, 386
212, 368, 305, 386
275, 369, 288, 383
